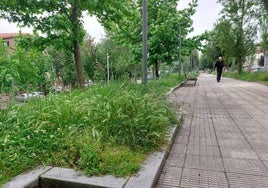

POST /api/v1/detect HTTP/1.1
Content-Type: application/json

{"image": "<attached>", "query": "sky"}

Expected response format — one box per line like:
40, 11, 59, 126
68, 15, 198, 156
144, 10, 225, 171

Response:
0, 0, 222, 42
179, 0, 222, 37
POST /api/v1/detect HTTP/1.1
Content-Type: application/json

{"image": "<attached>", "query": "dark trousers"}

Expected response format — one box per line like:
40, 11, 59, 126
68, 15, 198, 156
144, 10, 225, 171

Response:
217, 70, 222, 81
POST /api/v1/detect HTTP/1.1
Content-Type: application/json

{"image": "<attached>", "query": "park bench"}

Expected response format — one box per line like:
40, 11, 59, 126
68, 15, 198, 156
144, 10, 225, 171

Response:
184, 71, 197, 86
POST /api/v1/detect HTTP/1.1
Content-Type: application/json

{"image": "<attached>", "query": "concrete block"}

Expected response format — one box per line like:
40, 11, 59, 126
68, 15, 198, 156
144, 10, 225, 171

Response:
40, 167, 127, 188
2, 166, 52, 188
124, 151, 166, 188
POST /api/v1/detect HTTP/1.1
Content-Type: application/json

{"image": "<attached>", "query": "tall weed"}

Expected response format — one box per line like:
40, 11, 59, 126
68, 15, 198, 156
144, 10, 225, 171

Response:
0, 73, 182, 184
223, 71, 268, 84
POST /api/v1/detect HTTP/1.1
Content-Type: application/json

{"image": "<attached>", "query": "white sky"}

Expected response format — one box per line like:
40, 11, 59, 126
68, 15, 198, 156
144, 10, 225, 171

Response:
0, 0, 222, 42
179, 0, 222, 37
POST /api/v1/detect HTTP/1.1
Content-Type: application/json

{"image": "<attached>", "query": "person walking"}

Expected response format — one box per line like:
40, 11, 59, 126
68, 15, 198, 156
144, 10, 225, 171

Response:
214, 56, 224, 82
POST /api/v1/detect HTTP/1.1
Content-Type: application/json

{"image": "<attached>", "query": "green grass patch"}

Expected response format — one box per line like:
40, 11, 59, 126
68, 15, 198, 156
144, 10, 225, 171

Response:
223, 71, 268, 85
0, 73, 183, 185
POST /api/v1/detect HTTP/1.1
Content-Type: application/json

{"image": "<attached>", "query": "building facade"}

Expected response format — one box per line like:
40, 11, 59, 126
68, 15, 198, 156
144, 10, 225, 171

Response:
0, 33, 30, 55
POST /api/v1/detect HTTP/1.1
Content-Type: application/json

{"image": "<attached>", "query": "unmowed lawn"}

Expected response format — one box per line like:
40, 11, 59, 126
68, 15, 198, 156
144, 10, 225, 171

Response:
223, 71, 268, 85
0, 74, 183, 185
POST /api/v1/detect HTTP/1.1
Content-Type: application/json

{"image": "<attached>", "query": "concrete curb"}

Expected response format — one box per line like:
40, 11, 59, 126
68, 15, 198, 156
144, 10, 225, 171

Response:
2, 166, 52, 188
168, 80, 187, 95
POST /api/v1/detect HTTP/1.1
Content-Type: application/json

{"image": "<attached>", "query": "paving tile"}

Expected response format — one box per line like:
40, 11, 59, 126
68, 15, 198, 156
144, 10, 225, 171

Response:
234, 121, 265, 131
170, 143, 187, 154
180, 168, 228, 188
263, 160, 268, 169
156, 166, 182, 187
241, 126, 267, 134
217, 138, 251, 148
188, 135, 217, 146
223, 104, 240, 109
221, 147, 259, 159
215, 131, 245, 140
255, 149, 268, 161
184, 155, 224, 171
178, 126, 191, 136
187, 144, 221, 157
244, 133, 268, 142
165, 153, 185, 168
208, 101, 224, 109
223, 158, 268, 176
249, 140, 268, 150
227, 173, 268, 188
213, 124, 241, 132
174, 135, 189, 144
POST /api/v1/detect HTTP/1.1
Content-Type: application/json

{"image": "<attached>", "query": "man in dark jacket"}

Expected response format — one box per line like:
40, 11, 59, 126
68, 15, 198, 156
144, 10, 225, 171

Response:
214, 56, 224, 82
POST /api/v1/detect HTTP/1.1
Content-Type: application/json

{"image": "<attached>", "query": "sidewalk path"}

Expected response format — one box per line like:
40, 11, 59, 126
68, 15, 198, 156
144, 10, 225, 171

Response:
156, 74, 268, 188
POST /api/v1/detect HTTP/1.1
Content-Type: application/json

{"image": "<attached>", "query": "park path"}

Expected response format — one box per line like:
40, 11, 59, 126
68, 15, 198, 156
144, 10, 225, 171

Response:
155, 73, 268, 188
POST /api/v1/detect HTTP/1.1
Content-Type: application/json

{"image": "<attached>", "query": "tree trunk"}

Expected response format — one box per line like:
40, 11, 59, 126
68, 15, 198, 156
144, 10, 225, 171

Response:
152, 65, 155, 79
264, 50, 268, 72
237, 56, 243, 74
155, 61, 159, 79
74, 41, 83, 87
72, 1, 84, 88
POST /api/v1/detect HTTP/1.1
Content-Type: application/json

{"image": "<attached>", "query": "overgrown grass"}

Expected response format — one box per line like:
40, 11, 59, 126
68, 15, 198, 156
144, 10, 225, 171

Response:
0, 73, 184, 185
223, 71, 268, 85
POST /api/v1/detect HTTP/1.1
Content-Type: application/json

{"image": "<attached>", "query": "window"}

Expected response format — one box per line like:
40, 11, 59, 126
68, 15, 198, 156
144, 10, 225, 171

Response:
3, 41, 9, 47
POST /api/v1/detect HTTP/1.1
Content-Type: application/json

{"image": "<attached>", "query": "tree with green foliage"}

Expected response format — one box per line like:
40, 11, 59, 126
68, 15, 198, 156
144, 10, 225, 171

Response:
0, 58, 19, 93
81, 34, 96, 81
1, 36, 54, 94
259, 0, 268, 71
147, 0, 196, 78
11, 46, 54, 94
212, 20, 237, 68
0, 38, 25, 93
262, 0, 268, 13
93, 37, 135, 82
0, 38, 8, 59
217, 0, 260, 73
0, 0, 131, 87
97, 1, 143, 80
100, 0, 198, 79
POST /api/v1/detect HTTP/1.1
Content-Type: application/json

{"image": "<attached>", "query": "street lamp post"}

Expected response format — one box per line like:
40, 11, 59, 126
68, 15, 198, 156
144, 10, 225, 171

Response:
142, 0, 148, 85
107, 52, 110, 84
178, 24, 182, 78
11, 77, 15, 98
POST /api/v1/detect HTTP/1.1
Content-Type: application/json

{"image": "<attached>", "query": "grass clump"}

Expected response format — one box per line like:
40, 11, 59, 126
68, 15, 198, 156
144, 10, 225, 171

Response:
0, 73, 182, 185
223, 71, 268, 85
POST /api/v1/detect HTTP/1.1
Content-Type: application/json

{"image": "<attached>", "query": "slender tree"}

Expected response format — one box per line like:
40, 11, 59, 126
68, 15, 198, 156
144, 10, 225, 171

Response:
217, 0, 259, 73
147, 0, 197, 78
81, 34, 96, 81
259, 0, 268, 70
0, 0, 131, 87
101, 0, 197, 79
0, 38, 8, 59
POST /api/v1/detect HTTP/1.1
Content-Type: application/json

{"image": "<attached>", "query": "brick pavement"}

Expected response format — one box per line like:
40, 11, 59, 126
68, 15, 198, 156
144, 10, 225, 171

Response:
155, 73, 268, 188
